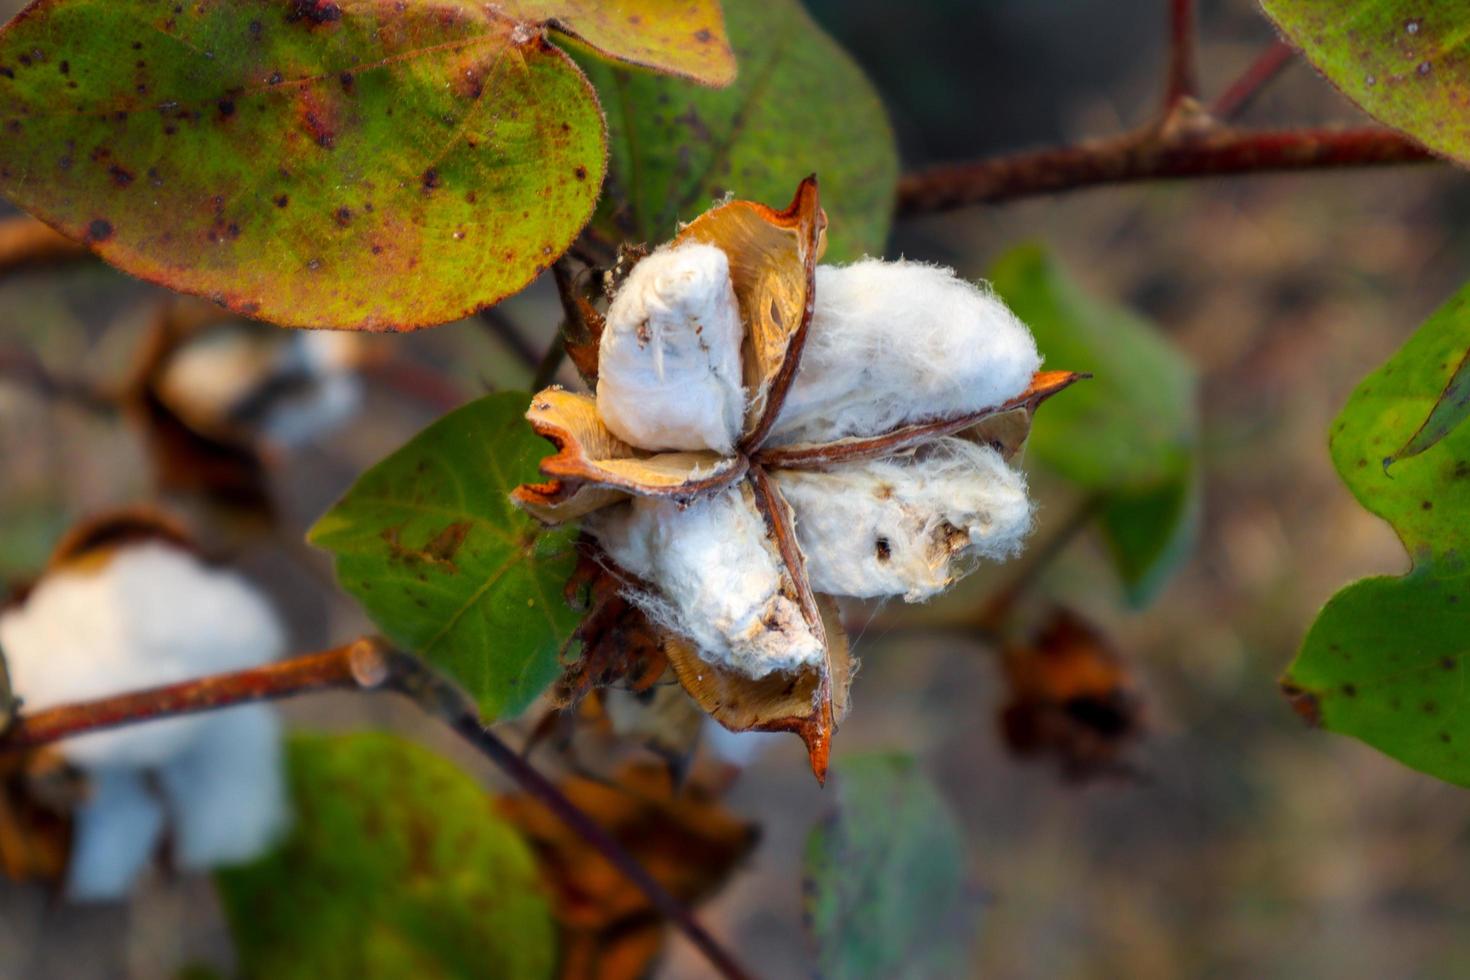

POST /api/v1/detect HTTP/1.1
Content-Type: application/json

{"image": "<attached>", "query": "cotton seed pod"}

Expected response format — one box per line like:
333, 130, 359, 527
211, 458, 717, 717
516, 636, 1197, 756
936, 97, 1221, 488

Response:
596, 242, 747, 454
0, 538, 289, 899
775, 439, 1033, 601
586, 485, 826, 679
768, 260, 1041, 446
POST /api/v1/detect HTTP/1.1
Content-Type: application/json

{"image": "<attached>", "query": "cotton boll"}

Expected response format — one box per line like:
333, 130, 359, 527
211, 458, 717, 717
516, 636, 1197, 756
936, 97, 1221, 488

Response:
768, 261, 1041, 445
597, 243, 746, 453
158, 704, 288, 870
65, 768, 166, 902
775, 439, 1033, 601
587, 487, 825, 679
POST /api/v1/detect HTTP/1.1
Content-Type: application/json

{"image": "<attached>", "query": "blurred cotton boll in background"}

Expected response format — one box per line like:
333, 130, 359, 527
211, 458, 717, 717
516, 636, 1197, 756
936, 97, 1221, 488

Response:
0, 521, 290, 901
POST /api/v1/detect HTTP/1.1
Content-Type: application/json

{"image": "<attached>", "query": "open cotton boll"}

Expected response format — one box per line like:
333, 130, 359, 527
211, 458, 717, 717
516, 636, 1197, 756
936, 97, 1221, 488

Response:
586, 487, 826, 679
158, 704, 288, 870
775, 439, 1033, 601
768, 260, 1041, 445
0, 542, 285, 767
597, 242, 746, 453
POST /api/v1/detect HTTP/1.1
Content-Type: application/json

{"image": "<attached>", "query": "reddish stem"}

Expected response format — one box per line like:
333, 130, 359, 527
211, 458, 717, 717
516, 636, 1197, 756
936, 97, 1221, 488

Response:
1, 639, 755, 980
897, 126, 1434, 217
1211, 40, 1295, 121
1164, 0, 1199, 108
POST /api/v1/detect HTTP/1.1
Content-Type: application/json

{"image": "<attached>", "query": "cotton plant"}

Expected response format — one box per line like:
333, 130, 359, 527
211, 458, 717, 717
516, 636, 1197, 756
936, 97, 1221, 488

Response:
0, 512, 289, 900
513, 179, 1080, 779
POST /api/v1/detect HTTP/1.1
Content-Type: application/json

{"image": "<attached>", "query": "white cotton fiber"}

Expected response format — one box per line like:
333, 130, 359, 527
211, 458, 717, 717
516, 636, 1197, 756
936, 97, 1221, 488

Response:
775, 439, 1033, 601
158, 704, 288, 870
65, 768, 167, 902
767, 260, 1041, 445
587, 487, 825, 679
0, 542, 289, 899
597, 243, 747, 453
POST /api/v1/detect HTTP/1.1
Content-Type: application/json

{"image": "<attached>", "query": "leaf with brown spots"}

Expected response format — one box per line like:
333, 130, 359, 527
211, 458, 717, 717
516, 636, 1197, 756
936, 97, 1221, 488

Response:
1259, 2, 1453, 164
509, 0, 735, 86
217, 733, 556, 979
498, 760, 756, 980
0, 0, 616, 330
309, 392, 581, 720
1288, 281, 1470, 787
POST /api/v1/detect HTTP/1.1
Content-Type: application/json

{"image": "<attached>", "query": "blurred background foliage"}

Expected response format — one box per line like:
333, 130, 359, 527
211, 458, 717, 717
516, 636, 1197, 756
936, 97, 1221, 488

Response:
6, 0, 1470, 977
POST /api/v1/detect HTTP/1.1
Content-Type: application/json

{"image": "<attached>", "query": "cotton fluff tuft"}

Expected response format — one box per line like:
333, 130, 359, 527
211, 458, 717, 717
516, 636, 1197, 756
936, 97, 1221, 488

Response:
587, 488, 825, 679
597, 243, 746, 453
775, 439, 1033, 601
0, 543, 290, 900
768, 260, 1041, 445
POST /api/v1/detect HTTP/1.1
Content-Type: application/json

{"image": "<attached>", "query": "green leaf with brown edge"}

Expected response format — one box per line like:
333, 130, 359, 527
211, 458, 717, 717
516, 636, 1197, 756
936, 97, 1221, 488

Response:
513, 0, 736, 86
1286, 282, 1470, 786
1258, 2, 1454, 163
574, 0, 898, 262
0, 0, 618, 330
990, 245, 1200, 606
803, 754, 975, 980
308, 392, 579, 721
216, 732, 555, 980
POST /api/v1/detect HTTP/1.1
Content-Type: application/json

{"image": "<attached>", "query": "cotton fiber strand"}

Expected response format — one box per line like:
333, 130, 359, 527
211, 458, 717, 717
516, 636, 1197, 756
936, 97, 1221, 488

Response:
769, 260, 1041, 445
776, 439, 1033, 601
597, 242, 747, 453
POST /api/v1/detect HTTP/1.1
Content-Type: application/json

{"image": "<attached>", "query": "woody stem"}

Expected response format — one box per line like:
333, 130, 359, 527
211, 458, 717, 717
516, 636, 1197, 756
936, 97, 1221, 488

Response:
0, 638, 756, 980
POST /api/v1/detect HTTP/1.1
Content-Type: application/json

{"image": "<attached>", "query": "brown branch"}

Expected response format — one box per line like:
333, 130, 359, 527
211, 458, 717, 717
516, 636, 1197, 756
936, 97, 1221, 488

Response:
1211, 40, 1295, 121
1164, 0, 1199, 109
537, 259, 583, 389
0, 215, 89, 278
896, 125, 1436, 217
1, 638, 755, 980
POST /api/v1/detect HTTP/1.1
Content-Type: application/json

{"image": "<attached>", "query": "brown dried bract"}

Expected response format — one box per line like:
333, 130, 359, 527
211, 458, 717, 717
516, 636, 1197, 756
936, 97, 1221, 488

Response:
498, 761, 757, 980
998, 607, 1145, 781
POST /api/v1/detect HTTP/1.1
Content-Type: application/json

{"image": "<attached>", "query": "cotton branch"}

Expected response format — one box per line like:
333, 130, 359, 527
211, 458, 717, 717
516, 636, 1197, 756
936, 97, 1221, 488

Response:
1211, 40, 1295, 121
897, 126, 1434, 215
1, 638, 755, 980
1163, 0, 1199, 109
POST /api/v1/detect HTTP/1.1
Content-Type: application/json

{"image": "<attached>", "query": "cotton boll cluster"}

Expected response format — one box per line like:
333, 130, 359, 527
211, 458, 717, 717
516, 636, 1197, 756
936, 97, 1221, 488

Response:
597, 243, 747, 454
0, 542, 290, 900
586, 487, 826, 679
777, 439, 1033, 601
769, 260, 1041, 445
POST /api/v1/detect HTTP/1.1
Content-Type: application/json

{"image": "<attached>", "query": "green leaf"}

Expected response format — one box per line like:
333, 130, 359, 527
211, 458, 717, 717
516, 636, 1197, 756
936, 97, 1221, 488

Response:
803, 754, 974, 980
0, 0, 614, 330
1286, 282, 1470, 785
1386, 347, 1470, 466
1258, 2, 1457, 163
216, 732, 555, 980
990, 245, 1200, 606
308, 392, 578, 720
575, 0, 898, 262
514, 0, 736, 86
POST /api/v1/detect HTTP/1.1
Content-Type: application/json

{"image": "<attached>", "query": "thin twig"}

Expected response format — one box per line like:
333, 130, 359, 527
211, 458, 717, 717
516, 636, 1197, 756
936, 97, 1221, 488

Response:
536, 259, 580, 389
1164, 0, 1199, 109
896, 126, 1435, 216
976, 495, 1105, 634
1, 638, 755, 980
0, 345, 117, 416
0, 215, 89, 278
1211, 40, 1295, 121
478, 307, 542, 371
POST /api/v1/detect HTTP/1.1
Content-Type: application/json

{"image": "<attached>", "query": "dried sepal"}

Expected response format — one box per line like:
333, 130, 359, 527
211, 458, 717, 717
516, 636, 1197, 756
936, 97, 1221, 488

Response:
497, 761, 757, 980
513, 388, 749, 525
0, 749, 77, 885
755, 370, 1086, 470
666, 595, 852, 783
674, 175, 828, 446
